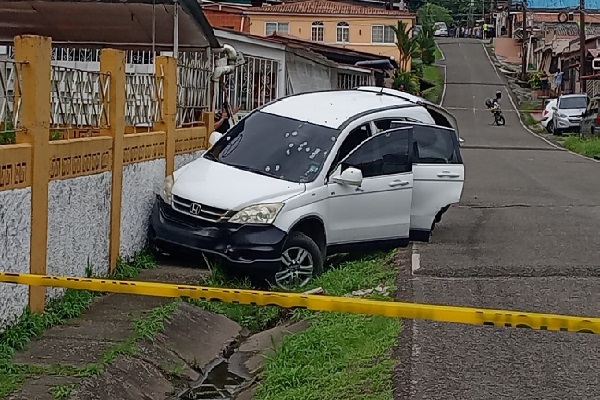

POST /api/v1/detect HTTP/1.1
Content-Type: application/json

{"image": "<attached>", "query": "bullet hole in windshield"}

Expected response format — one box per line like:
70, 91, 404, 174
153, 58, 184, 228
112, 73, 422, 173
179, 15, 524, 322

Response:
331, 136, 336, 142
265, 166, 271, 172
275, 165, 280, 171
286, 149, 291, 156
291, 131, 298, 136
305, 147, 311, 152
288, 143, 294, 148
285, 132, 290, 138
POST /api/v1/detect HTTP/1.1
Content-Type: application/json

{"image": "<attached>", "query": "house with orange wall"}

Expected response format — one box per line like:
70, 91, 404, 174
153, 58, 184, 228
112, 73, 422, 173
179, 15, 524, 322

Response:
242, 0, 415, 63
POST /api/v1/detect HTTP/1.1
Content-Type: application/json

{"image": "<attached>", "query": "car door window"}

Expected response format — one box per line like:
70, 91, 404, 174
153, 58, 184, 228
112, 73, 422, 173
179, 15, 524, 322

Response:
340, 128, 412, 178
329, 123, 371, 174
390, 122, 461, 164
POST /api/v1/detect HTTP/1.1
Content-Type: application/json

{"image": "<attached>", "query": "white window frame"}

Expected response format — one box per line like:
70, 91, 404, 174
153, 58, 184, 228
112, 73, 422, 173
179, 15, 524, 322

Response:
371, 25, 395, 44
311, 21, 324, 42
336, 22, 350, 43
265, 21, 290, 36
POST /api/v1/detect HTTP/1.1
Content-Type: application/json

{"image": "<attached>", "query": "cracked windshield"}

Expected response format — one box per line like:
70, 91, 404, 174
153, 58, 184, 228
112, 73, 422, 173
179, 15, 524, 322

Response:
206, 111, 340, 183
0, 1, 598, 400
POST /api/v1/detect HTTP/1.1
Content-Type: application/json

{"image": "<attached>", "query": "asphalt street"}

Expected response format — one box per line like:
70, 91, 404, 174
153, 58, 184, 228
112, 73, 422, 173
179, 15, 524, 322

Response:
394, 38, 600, 399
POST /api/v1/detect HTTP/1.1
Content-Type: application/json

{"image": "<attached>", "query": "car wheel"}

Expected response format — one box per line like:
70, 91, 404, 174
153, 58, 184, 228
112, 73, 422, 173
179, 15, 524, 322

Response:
274, 232, 323, 290
546, 120, 553, 133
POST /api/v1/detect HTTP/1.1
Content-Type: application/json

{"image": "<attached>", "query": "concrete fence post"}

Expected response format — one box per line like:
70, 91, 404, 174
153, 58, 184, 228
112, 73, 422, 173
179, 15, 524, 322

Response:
14, 35, 52, 313
100, 49, 126, 273
156, 56, 177, 177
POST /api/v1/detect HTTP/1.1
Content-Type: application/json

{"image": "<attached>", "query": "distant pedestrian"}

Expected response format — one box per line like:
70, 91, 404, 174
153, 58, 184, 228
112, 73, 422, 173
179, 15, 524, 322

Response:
483, 22, 488, 39
554, 69, 564, 96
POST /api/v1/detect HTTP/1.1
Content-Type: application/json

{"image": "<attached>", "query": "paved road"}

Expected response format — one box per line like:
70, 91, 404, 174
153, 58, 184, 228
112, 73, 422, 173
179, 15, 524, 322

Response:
395, 39, 600, 399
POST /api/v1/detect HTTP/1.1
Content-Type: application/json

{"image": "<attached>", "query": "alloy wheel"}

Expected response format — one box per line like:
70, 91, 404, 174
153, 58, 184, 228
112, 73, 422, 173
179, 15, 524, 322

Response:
275, 247, 314, 289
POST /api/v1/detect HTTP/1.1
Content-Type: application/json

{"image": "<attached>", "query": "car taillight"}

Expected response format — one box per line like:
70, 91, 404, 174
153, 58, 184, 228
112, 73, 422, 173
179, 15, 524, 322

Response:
543, 110, 548, 116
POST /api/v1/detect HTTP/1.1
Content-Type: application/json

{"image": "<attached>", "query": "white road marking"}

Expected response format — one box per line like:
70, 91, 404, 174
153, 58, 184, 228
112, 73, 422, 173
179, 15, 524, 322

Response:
411, 250, 421, 274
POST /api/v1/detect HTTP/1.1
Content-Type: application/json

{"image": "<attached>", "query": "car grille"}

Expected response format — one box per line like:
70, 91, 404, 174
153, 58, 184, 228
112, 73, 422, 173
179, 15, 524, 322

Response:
172, 195, 231, 222
568, 117, 581, 123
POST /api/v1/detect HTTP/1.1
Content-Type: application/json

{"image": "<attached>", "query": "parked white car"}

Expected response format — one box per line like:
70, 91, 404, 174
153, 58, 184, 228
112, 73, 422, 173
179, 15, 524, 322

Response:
551, 94, 589, 135
434, 22, 449, 37
541, 98, 557, 133
149, 88, 464, 287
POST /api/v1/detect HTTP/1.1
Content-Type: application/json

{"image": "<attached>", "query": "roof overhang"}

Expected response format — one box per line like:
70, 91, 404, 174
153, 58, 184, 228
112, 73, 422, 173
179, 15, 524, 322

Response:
214, 28, 286, 50
0, 0, 220, 50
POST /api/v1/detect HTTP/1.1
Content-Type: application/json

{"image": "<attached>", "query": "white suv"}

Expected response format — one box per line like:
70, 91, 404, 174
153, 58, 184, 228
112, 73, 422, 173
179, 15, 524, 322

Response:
149, 88, 464, 287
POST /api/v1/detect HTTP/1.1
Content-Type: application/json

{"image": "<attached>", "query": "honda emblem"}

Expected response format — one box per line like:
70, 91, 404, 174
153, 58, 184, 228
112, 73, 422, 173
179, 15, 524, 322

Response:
189, 203, 202, 215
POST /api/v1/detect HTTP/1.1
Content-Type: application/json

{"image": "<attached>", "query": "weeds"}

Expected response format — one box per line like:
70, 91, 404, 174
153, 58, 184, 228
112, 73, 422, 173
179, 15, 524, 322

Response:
562, 136, 600, 158
422, 65, 443, 104
50, 383, 76, 400
185, 266, 282, 332
255, 251, 401, 400
0, 250, 156, 398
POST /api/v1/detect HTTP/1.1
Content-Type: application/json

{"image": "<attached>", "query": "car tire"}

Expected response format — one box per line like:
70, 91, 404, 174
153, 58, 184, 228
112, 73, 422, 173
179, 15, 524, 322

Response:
273, 231, 323, 290
546, 120, 553, 133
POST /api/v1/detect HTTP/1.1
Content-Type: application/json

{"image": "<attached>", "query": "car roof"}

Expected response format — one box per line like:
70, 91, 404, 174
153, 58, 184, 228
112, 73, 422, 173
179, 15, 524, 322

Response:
559, 94, 588, 98
260, 89, 415, 129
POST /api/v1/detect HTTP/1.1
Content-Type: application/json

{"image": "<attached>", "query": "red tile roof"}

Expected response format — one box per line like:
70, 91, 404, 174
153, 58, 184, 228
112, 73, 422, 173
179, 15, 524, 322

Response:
245, 0, 413, 16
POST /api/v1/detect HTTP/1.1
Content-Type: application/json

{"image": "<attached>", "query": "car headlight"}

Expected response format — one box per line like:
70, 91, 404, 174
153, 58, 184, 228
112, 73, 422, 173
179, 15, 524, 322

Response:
160, 175, 174, 205
557, 112, 567, 118
229, 203, 283, 224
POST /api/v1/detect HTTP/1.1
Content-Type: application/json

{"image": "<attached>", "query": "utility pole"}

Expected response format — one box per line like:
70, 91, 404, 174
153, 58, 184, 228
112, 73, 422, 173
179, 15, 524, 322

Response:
173, 0, 179, 58
507, 0, 513, 37
580, 0, 587, 93
521, 0, 527, 80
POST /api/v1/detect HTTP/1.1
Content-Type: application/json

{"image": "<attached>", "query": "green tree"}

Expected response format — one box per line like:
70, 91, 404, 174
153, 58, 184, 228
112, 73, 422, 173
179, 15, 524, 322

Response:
414, 23, 436, 65
392, 20, 419, 72
417, 3, 453, 26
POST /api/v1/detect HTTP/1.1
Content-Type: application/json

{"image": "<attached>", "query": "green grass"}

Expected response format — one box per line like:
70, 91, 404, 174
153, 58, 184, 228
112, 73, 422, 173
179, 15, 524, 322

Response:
434, 45, 443, 60
0, 251, 156, 398
422, 64, 444, 104
186, 267, 283, 332
254, 251, 401, 400
562, 136, 600, 158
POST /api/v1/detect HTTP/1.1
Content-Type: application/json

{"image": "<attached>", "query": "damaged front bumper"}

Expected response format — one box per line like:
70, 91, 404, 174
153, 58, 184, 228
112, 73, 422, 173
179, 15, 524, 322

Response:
149, 196, 287, 272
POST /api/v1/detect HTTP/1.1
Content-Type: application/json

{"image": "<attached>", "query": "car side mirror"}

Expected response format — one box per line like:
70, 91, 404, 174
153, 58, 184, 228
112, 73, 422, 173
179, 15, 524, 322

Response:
332, 167, 363, 186
552, 106, 558, 111
208, 131, 223, 147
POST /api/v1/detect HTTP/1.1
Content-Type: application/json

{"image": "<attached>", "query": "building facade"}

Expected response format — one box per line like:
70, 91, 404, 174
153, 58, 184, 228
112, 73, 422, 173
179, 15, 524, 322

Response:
243, 0, 415, 60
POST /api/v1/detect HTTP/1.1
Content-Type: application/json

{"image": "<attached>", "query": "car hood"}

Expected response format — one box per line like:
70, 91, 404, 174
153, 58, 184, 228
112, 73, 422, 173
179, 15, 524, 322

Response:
559, 108, 585, 117
172, 157, 306, 211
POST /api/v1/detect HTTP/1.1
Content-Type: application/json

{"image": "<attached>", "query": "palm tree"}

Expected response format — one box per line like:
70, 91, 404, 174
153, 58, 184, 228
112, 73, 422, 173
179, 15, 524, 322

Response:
392, 20, 419, 72
414, 23, 436, 65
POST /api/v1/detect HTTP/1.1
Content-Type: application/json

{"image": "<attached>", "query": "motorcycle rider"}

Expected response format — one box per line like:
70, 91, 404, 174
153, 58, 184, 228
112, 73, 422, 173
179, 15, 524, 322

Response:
491, 90, 501, 109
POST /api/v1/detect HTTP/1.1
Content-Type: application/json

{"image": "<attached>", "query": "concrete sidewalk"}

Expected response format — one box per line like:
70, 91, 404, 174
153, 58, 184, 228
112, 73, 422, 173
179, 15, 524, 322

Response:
6, 265, 245, 400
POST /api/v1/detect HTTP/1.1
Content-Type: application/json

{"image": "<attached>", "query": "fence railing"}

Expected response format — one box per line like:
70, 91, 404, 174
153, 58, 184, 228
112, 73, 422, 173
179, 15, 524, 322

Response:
0, 36, 215, 316
50, 65, 110, 132
0, 60, 24, 143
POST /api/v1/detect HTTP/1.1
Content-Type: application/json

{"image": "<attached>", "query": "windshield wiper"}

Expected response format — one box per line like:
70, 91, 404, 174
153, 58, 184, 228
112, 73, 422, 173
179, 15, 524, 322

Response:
231, 165, 282, 179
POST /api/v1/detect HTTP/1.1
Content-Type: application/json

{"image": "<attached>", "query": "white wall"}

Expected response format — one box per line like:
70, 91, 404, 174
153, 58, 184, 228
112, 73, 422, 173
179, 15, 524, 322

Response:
0, 150, 205, 328
46, 173, 112, 299
0, 188, 31, 327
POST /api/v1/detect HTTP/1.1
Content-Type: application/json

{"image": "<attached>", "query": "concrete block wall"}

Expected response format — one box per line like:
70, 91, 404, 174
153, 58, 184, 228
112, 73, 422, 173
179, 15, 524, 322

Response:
0, 188, 32, 327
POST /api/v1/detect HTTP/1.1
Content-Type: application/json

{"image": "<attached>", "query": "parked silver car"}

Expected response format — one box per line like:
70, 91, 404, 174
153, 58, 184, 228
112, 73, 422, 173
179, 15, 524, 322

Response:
551, 94, 589, 135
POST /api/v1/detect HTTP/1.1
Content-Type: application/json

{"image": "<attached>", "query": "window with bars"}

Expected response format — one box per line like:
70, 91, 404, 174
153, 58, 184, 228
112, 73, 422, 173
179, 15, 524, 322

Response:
371, 25, 396, 43
337, 22, 350, 43
265, 22, 290, 36
312, 21, 324, 42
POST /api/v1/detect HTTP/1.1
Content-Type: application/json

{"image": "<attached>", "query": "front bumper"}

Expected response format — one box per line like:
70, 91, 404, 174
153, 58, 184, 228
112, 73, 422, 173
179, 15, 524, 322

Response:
555, 116, 581, 130
149, 196, 287, 271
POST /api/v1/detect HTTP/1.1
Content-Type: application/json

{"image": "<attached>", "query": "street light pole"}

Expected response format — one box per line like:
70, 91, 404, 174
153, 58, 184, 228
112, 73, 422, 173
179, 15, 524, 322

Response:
521, 0, 527, 80
173, 0, 179, 58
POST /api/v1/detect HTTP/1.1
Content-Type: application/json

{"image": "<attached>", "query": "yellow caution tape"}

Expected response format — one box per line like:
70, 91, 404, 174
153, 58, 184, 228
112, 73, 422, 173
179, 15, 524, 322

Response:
1, 272, 598, 334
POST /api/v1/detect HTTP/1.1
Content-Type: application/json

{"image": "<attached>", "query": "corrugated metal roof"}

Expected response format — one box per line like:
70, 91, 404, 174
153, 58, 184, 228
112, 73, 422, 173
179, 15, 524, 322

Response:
0, 0, 219, 49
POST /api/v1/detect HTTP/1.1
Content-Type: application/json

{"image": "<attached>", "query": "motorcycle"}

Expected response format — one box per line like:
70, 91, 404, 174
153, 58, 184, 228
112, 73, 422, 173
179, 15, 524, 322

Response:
485, 98, 506, 126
